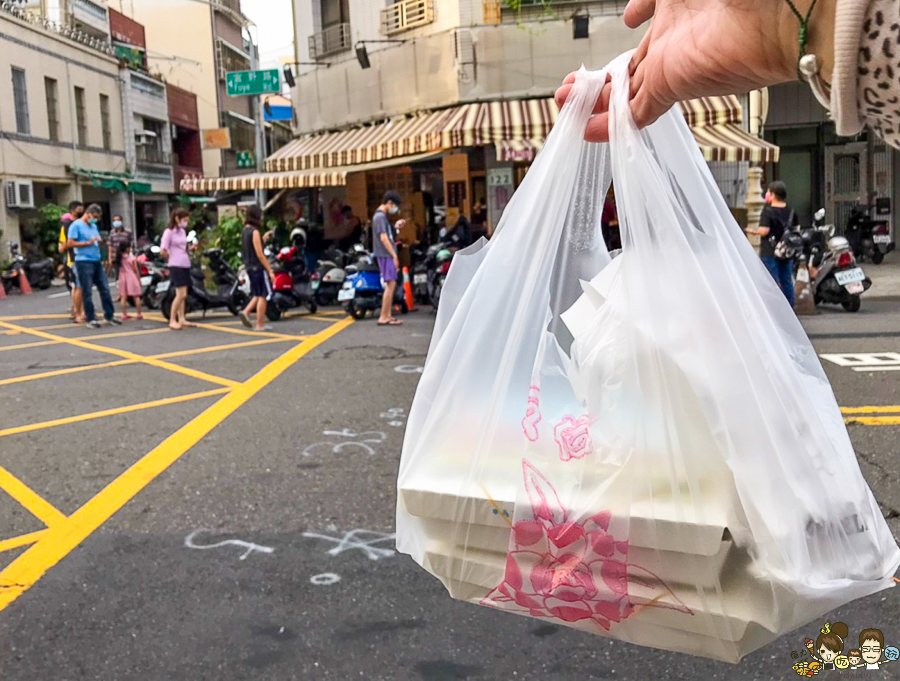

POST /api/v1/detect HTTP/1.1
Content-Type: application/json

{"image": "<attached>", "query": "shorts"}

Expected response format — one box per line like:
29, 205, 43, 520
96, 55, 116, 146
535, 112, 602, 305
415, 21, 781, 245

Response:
248, 268, 272, 299
65, 264, 79, 291
169, 266, 192, 289
377, 257, 397, 282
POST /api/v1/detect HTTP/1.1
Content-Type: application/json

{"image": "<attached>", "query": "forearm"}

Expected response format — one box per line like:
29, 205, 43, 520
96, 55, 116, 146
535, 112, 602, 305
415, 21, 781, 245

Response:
380, 234, 397, 258
68, 239, 93, 249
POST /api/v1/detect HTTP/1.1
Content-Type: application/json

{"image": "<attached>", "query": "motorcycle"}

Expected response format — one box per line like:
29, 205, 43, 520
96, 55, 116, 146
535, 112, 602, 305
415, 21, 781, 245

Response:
337, 253, 408, 320
845, 205, 893, 264
1, 241, 54, 292
267, 229, 318, 320
136, 244, 168, 309
799, 208, 831, 269
813, 226, 872, 312
313, 244, 351, 306
161, 247, 247, 320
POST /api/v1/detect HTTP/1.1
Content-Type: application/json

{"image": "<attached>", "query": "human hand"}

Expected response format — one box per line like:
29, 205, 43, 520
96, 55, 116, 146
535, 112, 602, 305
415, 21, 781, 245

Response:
393, 256, 400, 269
554, 0, 825, 142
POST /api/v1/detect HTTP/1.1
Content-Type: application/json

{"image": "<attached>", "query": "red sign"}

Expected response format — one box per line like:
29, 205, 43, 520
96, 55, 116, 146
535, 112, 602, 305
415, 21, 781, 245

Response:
109, 8, 146, 49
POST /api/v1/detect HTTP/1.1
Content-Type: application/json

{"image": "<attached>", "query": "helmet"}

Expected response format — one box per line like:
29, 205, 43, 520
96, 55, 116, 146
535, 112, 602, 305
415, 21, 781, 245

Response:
290, 227, 307, 245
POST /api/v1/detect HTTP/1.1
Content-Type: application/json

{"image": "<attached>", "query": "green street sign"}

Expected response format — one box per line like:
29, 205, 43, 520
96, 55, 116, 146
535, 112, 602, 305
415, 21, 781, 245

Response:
226, 69, 280, 97
236, 151, 256, 168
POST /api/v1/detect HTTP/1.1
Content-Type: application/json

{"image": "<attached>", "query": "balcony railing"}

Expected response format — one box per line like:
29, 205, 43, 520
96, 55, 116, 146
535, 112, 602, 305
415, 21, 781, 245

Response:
211, 0, 243, 19
136, 145, 173, 165
501, 0, 627, 21
382, 0, 434, 35
309, 22, 351, 59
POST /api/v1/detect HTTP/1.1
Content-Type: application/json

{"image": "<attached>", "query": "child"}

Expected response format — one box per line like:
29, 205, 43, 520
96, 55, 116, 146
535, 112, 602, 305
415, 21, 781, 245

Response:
847, 649, 862, 668
115, 243, 143, 320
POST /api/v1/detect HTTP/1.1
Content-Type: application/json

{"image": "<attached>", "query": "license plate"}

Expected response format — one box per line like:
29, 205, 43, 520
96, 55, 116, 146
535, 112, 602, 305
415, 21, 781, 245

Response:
846, 282, 865, 294
140, 276, 152, 286
413, 274, 427, 284
155, 280, 170, 294
337, 288, 355, 301
874, 234, 892, 244
835, 267, 865, 286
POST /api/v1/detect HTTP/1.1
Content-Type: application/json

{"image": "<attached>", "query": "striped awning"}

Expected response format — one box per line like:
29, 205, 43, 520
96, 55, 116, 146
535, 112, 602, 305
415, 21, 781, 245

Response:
678, 95, 780, 163
435, 99, 557, 149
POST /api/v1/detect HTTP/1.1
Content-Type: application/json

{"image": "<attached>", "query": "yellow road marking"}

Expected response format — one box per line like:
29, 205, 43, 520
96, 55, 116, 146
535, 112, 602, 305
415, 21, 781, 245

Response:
0, 338, 291, 388
0, 320, 238, 389
845, 416, 900, 425
0, 316, 353, 613
305, 314, 350, 322
0, 314, 71, 321
188, 321, 304, 341
1, 322, 78, 336
841, 405, 900, 414
0, 389, 230, 438
0, 531, 48, 555
0, 466, 67, 527
0, 327, 171, 353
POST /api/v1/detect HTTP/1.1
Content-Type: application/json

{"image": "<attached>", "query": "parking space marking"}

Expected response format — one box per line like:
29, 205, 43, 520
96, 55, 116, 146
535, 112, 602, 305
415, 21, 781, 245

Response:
841, 405, 900, 414
0, 315, 354, 613
1, 322, 78, 336
0, 315, 71, 321
141, 313, 308, 341
0, 320, 239, 389
0, 531, 48, 555
0, 327, 171, 353
0, 465, 66, 527
845, 415, 900, 425
0, 388, 231, 438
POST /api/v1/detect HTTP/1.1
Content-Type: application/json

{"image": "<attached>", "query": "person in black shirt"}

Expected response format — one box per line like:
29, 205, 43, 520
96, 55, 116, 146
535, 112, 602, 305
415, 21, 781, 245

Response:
239, 204, 276, 331
747, 181, 800, 307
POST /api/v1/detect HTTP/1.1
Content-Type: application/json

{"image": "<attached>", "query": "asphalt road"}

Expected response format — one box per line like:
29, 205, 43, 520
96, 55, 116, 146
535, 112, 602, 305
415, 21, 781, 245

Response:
0, 278, 898, 681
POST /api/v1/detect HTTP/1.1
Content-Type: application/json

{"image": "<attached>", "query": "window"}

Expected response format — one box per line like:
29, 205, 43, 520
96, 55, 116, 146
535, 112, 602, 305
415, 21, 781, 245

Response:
99, 94, 111, 150
44, 78, 60, 142
74, 86, 87, 147
11, 67, 30, 135
216, 39, 250, 80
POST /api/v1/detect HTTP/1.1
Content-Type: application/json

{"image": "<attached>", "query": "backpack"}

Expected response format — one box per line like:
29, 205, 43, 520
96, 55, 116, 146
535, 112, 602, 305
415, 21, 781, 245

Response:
769, 209, 802, 260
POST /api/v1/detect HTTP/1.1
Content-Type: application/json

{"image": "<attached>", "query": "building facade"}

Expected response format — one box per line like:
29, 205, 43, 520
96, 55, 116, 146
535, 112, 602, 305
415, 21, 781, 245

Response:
106, 0, 258, 180
0, 3, 128, 256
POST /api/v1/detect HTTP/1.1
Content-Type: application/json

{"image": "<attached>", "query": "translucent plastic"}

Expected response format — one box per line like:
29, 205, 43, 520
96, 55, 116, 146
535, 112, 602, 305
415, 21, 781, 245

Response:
395, 53, 900, 663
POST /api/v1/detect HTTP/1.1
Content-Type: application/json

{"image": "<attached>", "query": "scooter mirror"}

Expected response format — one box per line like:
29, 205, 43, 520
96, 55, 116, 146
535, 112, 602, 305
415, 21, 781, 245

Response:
814, 208, 826, 221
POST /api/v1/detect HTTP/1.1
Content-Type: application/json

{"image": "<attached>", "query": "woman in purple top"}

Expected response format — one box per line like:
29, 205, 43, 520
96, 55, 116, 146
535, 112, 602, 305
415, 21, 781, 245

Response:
161, 207, 193, 330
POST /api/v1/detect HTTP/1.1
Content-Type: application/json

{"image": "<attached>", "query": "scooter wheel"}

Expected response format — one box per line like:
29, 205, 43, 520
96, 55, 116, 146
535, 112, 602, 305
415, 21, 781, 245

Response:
161, 290, 175, 320
872, 250, 885, 264
841, 295, 861, 313
307, 300, 318, 314
266, 305, 283, 322
347, 301, 366, 320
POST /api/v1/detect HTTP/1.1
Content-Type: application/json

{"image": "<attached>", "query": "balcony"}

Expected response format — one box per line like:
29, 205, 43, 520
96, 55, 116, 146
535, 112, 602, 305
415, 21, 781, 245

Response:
211, 0, 244, 21
136, 145, 173, 165
71, 0, 111, 38
382, 0, 434, 35
309, 22, 351, 59
500, 0, 627, 21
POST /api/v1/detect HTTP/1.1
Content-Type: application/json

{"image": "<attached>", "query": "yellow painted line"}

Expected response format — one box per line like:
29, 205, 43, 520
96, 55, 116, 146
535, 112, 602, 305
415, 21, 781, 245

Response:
841, 405, 900, 414
0, 314, 71, 321
0, 320, 238, 389
0, 465, 67, 527
188, 321, 304, 341
305, 314, 351, 322
845, 416, 900, 426
0, 530, 48, 554
150, 337, 292, 359
0, 388, 230, 438
1, 322, 78, 336
0, 327, 170, 353
0, 316, 353, 613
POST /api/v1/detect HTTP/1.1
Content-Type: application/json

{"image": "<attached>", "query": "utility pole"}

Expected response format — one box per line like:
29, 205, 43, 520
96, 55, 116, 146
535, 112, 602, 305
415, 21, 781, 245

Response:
249, 33, 266, 208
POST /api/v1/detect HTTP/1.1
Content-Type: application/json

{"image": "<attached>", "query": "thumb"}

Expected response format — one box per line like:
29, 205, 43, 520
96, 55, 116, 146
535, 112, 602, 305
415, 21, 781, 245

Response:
623, 0, 655, 28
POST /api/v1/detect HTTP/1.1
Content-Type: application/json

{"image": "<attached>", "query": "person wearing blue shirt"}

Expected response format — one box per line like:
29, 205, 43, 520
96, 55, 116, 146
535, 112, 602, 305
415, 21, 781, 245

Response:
67, 203, 119, 329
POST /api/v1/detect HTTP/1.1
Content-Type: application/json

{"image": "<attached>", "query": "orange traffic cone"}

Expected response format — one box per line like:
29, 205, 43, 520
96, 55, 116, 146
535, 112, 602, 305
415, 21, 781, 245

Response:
402, 266, 416, 311
17, 270, 32, 295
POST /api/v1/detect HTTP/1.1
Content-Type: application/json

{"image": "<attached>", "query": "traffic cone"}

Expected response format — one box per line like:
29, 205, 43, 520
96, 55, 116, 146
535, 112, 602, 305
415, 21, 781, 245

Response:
17, 270, 32, 295
402, 267, 416, 311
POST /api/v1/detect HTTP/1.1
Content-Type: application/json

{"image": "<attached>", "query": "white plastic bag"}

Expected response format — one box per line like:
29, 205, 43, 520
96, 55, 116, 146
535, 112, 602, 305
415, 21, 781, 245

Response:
396, 53, 900, 663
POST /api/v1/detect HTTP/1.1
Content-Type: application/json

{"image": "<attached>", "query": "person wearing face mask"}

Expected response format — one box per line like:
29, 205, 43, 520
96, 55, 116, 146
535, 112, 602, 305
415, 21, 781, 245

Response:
161, 208, 194, 331
107, 214, 131, 276
372, 191, 403, 326
60, 200, 86, 323
67, 204, 120, 329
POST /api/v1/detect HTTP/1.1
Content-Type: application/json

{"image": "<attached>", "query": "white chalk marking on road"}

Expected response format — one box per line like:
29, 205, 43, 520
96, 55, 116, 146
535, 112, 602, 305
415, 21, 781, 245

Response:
394, 365, 424, 374
302, 529, 396, 561
380, 407, 407, 428
47, 291, 71, 299
310, 572, 341, 586
302, 429, 387, 457
853, 366, 900, 372
184, 529, 274, 560
411, 333, 430, 338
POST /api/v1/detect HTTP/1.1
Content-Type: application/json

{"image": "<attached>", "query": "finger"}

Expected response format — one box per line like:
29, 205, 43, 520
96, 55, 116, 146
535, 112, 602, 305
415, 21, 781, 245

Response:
629, 24, 652, 76
623, 0, 655, 29
584, 113, 609, 143
555, 83, 574, 110
555, 77, 611, 115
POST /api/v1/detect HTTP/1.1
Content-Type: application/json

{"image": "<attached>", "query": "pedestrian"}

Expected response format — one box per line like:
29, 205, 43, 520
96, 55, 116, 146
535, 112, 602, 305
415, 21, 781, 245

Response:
59, 201, 85, 324
161, 208, 193, 331
554, 0, 900, 151
115, 243, 143, 320
372, 191, 403, 326
238, 204, 276, 331
67, 203, 120, 328
747, 181, 801, 307
107, 214, 131, 276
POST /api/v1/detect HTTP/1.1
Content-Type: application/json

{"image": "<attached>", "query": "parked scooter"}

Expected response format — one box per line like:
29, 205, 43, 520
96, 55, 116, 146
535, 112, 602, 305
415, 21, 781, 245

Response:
136, 244, 168, 309
267, 228, 318, 320
813, 222, 872, 312
338, 253, 408, 320
313, 244, 350, 306
161, 247, 246, 320
845, 205, 893, 264
1, 242, 54, 292
799, 208, 831, 268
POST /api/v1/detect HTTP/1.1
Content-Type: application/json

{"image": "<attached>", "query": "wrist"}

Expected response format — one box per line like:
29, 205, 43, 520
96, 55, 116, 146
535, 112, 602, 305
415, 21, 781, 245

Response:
777, 0, 837, 83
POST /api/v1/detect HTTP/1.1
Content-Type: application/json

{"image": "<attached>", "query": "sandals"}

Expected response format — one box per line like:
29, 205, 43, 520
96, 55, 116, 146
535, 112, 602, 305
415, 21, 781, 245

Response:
378, 318, 404, 326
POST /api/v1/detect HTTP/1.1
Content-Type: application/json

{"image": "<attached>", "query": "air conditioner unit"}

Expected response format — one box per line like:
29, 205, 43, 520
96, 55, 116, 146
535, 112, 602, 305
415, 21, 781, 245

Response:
5, 180, 34, 210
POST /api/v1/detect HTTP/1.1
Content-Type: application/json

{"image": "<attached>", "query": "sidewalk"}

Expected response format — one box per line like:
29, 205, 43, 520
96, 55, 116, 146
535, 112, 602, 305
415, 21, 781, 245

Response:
864, 251, 900, 299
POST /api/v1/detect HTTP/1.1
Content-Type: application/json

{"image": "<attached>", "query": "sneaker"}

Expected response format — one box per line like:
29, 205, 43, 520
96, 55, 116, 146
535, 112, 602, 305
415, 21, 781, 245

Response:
106, 317, 122, 326
85, 320, 102, 329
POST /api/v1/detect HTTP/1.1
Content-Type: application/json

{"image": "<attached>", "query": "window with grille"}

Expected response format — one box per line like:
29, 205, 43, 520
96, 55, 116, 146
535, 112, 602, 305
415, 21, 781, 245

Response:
217, 39, 250, 80
224, 113, 255, 151
12, 67, 30, 135
45, 78, 60, 142
99, 94, 111, 150
74, 87, 87, 147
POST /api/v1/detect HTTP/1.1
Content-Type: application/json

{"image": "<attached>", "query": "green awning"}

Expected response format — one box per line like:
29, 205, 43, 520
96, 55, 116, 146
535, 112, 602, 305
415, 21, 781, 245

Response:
70, 167, 152, 194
